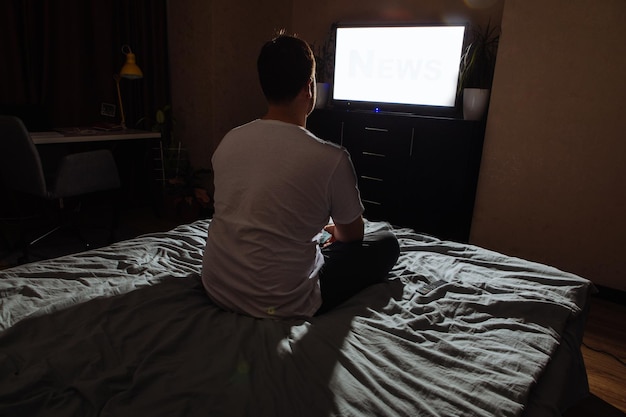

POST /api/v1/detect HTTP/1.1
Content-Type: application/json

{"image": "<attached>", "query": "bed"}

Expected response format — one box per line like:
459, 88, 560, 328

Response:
0, 219, 594, 416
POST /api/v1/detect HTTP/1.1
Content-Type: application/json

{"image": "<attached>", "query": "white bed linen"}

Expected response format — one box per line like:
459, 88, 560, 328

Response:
0, 220, 593, 416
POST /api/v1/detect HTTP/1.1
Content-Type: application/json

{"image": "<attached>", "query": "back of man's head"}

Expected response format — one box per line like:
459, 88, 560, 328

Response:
257, 32, 315, 105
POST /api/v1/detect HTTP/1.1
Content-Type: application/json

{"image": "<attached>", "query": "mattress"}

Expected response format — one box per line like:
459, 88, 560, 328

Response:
0, 219, 593, 416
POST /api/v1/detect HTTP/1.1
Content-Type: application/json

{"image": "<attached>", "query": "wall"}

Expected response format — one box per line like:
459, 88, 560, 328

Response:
168, 0, 626, 291
168, 0, 503, 169
168, 0, 294, 170
294, 0, 503, 44
167, 1, 213, 168
471, 0, 626, 291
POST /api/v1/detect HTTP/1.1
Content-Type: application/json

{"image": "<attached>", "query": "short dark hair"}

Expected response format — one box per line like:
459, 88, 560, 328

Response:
257, 32, 315, 104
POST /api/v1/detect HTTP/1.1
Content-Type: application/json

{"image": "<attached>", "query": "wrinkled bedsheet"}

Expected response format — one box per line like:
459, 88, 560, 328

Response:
0, 220, 593, 416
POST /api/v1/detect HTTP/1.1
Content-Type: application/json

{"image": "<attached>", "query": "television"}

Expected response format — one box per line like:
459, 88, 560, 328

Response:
331, 23, 467, 116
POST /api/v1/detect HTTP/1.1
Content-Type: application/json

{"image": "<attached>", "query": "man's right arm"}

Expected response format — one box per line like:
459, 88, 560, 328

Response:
326, 148, 364, 243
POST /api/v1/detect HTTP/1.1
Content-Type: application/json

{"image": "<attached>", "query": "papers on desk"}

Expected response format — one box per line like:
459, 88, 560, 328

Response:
91, 122, 123, 131
29, 131, 64, 138
30, 123, 124, 139
29, 128, 161, 145
55, 127, 99, 136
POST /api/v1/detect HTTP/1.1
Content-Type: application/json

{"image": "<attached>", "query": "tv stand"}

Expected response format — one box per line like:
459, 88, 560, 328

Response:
307, 108, 485, 242
343, 106, 463, 119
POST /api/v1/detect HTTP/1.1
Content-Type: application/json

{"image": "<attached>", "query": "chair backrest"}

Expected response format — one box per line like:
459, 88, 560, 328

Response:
0, 115, 48, 197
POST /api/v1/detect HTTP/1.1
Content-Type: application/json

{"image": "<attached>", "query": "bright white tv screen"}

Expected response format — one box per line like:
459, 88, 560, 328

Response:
332, 25, 466, 109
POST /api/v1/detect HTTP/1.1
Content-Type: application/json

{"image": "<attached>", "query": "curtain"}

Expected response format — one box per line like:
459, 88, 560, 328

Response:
0, 0, 169, 130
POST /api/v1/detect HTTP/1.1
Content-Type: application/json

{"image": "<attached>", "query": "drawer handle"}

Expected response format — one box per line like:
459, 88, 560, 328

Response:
360, 175, 383, 182
362, 151, 385, 158
364, 127, 388, 132
362, 199, 382, 206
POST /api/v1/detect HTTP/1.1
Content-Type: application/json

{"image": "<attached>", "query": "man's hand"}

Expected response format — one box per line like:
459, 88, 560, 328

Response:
324, 216, 364, 244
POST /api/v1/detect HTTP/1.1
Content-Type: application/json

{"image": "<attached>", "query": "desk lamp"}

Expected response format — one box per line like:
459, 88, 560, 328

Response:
114, 45, 143, 129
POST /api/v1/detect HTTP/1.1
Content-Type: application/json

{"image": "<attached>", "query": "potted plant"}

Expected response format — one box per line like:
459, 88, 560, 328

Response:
312, 25, 336, 109
141, 105, 214, 221
458, 22, 500, 120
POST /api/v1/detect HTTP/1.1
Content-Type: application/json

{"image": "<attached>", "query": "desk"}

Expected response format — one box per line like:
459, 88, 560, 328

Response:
30, 129, 160, 145
31, 129, 162, 208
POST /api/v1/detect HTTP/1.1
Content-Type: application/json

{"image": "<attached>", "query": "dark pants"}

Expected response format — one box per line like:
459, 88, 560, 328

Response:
315, 230, 400, 315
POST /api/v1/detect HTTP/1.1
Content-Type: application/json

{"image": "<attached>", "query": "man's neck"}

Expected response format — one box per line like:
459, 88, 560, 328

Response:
262, 105, 306, 127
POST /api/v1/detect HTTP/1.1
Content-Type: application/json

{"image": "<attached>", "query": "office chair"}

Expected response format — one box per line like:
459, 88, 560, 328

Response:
0, 115, 121, 262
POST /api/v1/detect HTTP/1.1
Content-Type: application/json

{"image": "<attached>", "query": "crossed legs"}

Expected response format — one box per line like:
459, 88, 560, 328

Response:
316, 230, 400, 315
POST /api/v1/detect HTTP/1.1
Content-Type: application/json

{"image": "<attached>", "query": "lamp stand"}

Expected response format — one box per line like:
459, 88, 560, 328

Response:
115, 45, 143, 130
114, 74, 127, 130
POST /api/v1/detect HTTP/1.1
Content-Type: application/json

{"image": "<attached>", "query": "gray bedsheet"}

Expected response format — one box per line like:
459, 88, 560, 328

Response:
0, 220, 593, 416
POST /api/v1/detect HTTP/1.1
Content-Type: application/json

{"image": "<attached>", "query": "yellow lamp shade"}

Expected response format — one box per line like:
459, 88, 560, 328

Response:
120, 52, 143, 79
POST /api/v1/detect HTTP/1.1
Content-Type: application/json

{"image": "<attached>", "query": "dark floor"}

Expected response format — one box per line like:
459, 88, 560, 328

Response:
574, 296, 626, 415
0, 198, 187, 269
565, 392, 626, 416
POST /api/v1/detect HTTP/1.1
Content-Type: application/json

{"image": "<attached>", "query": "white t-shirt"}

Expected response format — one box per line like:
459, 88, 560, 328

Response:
201, 119, 363, 318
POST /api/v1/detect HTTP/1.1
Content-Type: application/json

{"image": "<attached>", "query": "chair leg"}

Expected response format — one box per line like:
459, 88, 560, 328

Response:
107, 189, 121, 244
29, 225, 63, 247
20, 198, 85, 262
10, 190, 121, 264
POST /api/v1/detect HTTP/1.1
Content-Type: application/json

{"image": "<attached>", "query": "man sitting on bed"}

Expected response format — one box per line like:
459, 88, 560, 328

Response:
201, 31, 399, 319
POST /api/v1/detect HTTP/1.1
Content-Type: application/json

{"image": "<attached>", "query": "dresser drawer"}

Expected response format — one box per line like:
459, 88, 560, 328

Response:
343, 122, 412, 157
357, 151, 389, 178
358, 175, 386, 204
362, 200, 385, 221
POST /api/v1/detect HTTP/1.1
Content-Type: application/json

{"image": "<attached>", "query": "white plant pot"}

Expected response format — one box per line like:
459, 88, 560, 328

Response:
315, 82, 330, 109
463, 88, 490, 120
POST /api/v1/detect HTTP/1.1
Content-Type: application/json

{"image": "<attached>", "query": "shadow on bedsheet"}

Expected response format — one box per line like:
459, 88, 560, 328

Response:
0, 275, 400, 417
